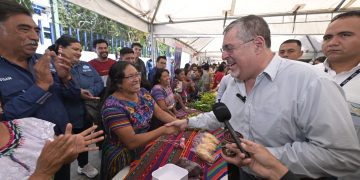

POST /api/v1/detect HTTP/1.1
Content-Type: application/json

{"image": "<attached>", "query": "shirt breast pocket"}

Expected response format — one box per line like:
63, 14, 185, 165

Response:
79, 71, 96, 88
0, 80, 29, 101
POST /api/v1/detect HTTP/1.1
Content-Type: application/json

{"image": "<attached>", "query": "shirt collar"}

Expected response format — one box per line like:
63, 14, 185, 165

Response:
323, 59, 360, 73
1, 54, 37, 67
261, 55, 282, 81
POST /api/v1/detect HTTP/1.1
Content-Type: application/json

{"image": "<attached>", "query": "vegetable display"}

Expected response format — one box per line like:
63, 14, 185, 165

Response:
189, 92, 216, 112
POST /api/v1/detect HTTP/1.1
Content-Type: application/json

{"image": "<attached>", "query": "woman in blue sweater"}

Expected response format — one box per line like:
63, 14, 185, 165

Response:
54, 35, 104, 178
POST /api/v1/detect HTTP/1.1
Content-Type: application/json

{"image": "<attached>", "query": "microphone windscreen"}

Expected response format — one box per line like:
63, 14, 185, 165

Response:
212, 102, 231, 122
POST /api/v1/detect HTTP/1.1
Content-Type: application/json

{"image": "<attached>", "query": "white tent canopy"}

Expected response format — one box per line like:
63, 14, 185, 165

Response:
68, 0, 360, 61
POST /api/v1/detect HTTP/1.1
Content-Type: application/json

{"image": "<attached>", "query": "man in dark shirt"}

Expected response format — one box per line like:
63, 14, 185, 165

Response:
0, 1, 80, 135
131, 43, 152, 90
148, 55, 167, 85
146, 58, 153, 75
132, 42, 147, 79
0, 2, 80, 179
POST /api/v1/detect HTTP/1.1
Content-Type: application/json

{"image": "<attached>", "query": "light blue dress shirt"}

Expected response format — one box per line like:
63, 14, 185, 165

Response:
189, 55, 360, 178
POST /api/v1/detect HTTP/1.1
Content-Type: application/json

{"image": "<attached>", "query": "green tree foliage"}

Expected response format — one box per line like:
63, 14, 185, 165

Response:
15, 0, 33, 13
158, 42, 175, 57
56, 0, 148, 53
158, 42, 168, 56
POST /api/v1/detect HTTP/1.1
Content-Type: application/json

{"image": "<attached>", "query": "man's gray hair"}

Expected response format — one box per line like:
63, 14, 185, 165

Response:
224, 15, 271, 48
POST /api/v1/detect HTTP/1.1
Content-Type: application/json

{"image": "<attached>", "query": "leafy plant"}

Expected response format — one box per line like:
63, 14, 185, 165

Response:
189, 92, 216, 112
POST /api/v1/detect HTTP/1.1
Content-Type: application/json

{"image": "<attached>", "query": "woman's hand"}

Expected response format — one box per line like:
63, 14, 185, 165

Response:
161, 125, 180, 135
165, 119, 188, 131
80, 89, 100, 100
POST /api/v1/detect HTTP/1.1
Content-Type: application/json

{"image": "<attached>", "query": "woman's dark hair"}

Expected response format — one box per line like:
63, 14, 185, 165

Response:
202, 63, 210, 70
185, 69, 190, 76
153, 68, 170, 85
174, 68, 184, 78
190, 63, 198, 69
217, 63, 225, 72
197, 66, 203, 76
54, 35, 79, 54
47, 44, 56, 51
184, 63, 190, 71
102, 61, 133, 104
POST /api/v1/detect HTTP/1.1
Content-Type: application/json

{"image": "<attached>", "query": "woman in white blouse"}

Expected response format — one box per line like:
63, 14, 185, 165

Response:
0, 117, 103, 180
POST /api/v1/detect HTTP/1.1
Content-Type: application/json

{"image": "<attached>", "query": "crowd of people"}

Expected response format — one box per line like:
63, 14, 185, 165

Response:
0, 0, 360, 180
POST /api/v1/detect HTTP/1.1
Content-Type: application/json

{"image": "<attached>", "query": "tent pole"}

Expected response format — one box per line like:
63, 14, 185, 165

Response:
306, 35, 318, 60
151, 0, 162, 24
149, 0, 162, 65
50, 0, 60, 39
150, 24, 156, 64
334, 0, 346, 12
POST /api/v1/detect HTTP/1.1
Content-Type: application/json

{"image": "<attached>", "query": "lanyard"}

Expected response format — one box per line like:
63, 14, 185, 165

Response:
325, 68, 360, 87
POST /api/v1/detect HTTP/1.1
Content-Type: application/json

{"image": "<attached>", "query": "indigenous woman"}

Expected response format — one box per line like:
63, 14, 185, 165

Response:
100, 61, 181, 180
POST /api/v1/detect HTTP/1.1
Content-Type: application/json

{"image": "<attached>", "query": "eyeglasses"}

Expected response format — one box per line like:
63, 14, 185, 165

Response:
124, 72, 141, 81
220, 39, 254, 53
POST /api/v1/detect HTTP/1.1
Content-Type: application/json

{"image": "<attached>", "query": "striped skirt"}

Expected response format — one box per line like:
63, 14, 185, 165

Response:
100, 140, 133, 180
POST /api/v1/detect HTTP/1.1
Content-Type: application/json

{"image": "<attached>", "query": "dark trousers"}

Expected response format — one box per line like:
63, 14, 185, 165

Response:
73, 126, 89, 167
228, 163, 242, 180
54, 164, 70, 180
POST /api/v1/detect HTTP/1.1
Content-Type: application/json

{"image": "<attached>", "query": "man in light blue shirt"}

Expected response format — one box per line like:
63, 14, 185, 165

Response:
168, 15, 360, 179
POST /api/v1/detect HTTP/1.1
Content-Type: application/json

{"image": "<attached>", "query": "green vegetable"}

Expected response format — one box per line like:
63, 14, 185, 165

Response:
189, 92, 216, 112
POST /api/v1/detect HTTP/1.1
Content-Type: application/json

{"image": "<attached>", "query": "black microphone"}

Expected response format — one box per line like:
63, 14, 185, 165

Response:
212, 102, 250, 158
236, 93, 246, 103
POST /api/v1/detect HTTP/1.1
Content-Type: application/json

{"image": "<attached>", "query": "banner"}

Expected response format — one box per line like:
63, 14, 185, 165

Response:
174, 47, 182, 70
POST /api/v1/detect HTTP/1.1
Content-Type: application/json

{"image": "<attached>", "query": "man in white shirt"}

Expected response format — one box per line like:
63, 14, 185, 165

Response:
168, 14, 360, 179
316, 11, 360, 180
